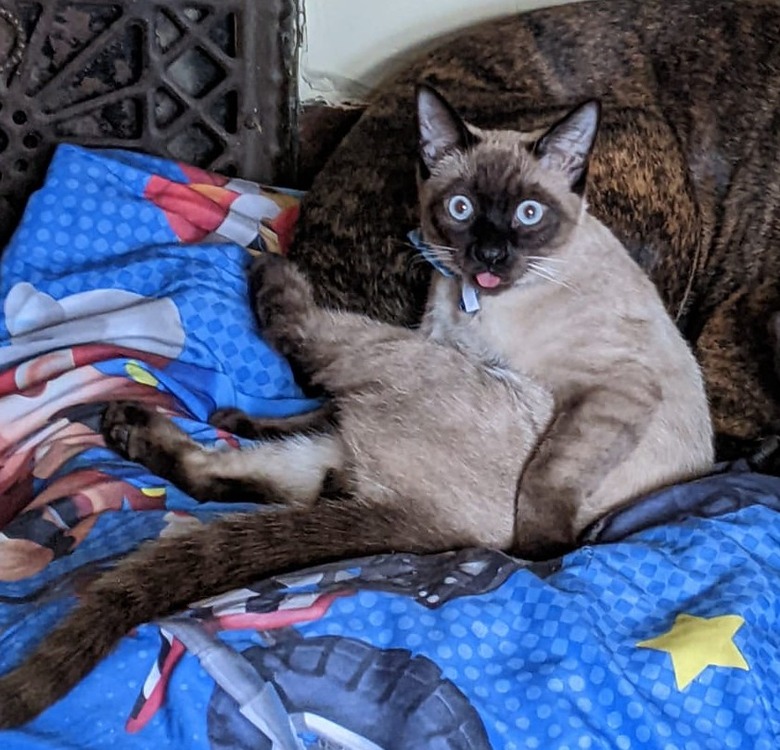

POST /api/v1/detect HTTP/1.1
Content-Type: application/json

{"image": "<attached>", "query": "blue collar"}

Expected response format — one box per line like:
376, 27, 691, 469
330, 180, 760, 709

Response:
407, 229, 480, 314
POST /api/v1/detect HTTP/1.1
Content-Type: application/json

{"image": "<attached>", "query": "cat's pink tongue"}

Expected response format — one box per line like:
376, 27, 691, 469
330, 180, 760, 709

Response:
475, 271, 502, 289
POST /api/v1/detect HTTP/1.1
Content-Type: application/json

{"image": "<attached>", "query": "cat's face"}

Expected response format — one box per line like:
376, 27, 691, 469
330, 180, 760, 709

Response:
416, 85, 601, 291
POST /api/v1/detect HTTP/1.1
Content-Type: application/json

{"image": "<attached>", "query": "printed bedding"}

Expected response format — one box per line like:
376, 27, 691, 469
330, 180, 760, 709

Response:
1, 145, 780, 750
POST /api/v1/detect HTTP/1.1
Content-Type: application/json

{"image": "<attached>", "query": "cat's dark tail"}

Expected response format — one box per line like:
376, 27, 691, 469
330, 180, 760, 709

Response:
0, 499, 470, 729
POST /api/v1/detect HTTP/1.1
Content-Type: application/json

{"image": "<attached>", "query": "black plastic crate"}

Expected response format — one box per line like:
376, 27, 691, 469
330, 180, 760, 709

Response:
0, 0, 300, 246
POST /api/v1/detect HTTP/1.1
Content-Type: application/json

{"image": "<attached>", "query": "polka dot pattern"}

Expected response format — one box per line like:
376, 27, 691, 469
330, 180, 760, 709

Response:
2, 146, 780, 749
0, 144, 308, 405
291, 506, 780, 750
9, 492, 772, 750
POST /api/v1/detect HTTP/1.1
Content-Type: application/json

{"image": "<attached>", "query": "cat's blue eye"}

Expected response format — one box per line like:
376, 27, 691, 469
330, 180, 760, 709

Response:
516, 199, 545, 226
447, 195, 474, 221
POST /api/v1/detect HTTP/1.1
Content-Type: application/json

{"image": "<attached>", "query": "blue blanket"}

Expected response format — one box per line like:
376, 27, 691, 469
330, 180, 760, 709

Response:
1, 146, 780, 749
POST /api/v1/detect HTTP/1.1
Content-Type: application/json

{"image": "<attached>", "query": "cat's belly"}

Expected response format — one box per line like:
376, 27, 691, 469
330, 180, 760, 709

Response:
328, 337, 554, 547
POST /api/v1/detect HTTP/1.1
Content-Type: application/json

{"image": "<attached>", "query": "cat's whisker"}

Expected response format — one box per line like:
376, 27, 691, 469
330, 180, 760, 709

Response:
423, 249, 456, 261
406, 252, 455, 268
528, 260, 563, 275
424, 242, 460, 254
421, 250, 458, 263
527, 265, 555, 283
406, 254, 457, 275
397, 240, 456, 263
392, 237, 456, 252
527, 265, 565, 286
407, 254, 434, 270
401, 246, 458, 275
528, 262, 577, 293
526, 255, 566, 265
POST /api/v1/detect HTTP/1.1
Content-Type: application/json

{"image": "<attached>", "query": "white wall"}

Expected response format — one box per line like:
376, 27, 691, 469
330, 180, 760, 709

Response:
299, 0, 583, 104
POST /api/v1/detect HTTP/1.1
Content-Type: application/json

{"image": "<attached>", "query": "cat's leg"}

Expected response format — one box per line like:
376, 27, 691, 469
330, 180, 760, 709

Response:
101, 401, 346, 506
512, 377, 660, 560
694, 282, 780, 461
208, 401, 336, 440
249, 252, 417, 385
0, 494, 477, 729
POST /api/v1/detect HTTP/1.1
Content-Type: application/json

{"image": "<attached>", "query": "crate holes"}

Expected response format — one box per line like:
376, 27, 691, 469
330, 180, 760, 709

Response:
167, 47, 224, 98
23, 131, 42, 149
155, 10, 183, 53
208, 13, 237, 57
183, 7, 209, 23
0, 0, 296, 253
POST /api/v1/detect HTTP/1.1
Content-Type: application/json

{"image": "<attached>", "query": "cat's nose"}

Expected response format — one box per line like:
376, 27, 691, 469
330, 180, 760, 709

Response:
475, 246, 507, 265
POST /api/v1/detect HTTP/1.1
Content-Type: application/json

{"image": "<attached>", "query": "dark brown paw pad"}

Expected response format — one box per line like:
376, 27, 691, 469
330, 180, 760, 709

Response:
101, 401, 154, 456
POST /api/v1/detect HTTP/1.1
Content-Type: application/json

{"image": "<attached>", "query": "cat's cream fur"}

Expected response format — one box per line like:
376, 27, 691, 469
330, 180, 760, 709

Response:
424, 211, 712, 536
0, 86, 713, 727
416, 92, 712, 550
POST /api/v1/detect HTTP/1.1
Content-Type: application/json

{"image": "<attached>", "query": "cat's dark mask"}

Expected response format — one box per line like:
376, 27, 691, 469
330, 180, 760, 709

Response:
415, 84, 601, 291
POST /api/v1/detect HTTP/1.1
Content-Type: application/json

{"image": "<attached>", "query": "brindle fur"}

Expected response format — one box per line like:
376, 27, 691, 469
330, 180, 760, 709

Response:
0, 90, 713, 727
291, 0, 780, 460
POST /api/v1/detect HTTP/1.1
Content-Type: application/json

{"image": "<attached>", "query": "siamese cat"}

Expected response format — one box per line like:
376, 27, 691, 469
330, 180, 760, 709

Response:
0, 85, 713, 728
291, 0, 780, 464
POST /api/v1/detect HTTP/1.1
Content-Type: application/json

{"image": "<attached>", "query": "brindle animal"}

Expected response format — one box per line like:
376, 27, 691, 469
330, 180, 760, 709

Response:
291, 0, 780, 461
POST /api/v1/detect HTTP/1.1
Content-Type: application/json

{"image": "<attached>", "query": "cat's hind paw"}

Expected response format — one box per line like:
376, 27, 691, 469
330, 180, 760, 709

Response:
101, 401, 185, 467
101, 401, 153, 457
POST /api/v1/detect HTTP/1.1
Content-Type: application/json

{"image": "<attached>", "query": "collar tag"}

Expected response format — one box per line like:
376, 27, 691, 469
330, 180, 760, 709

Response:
460, 282, 481, 313
408, 229, 480, 315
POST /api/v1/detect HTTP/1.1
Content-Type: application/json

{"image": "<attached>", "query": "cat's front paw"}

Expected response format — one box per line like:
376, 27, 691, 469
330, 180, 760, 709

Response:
249, 253, 315, 351
101, 401, 161, 462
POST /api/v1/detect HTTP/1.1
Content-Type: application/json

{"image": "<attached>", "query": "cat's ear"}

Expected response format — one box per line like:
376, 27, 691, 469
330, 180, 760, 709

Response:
534, 100, 601, 192
416, 83, 477, 175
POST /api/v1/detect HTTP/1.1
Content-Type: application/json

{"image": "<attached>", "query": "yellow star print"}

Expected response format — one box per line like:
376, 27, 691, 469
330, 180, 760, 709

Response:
125, 360, 160, 387
637, 614, 749, 690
